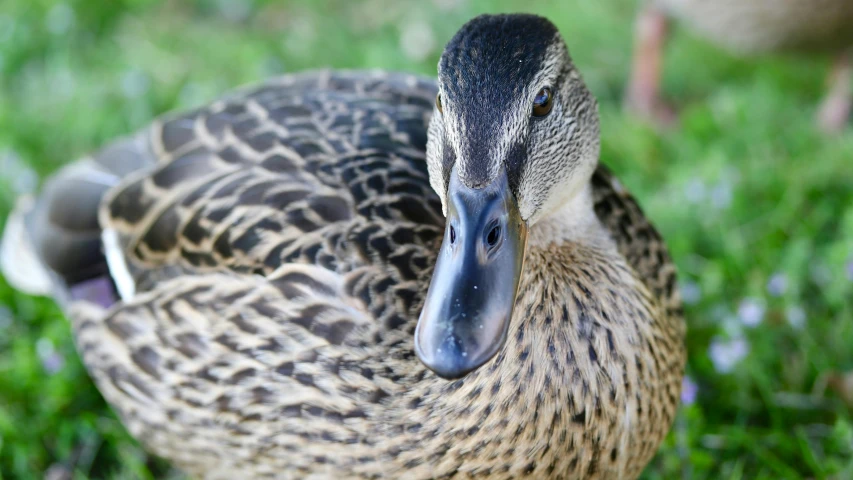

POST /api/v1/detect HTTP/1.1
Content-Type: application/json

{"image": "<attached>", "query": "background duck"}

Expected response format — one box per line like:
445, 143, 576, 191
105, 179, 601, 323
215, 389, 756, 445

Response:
1, 14, 685, 480
625, 0, 853, 132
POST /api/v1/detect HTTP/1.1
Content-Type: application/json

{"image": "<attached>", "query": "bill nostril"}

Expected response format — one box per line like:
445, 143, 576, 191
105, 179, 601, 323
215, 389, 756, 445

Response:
450, 225, 456, 244
486, 224, 501, 247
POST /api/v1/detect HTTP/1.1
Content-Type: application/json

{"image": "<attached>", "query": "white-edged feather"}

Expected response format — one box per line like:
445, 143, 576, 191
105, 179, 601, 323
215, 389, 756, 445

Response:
0, 196, 53, 295
102, 228, 135, 301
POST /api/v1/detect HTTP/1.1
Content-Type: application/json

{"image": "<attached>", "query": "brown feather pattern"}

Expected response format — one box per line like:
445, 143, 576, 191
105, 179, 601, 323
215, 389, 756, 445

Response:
47, 69, 684, 479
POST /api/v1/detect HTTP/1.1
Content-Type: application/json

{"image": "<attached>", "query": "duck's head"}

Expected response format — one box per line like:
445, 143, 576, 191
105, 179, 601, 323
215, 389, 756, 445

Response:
415, 14, 600, 379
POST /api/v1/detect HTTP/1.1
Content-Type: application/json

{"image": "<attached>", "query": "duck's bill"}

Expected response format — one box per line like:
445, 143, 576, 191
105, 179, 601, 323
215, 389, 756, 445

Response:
415, 168, 528, 379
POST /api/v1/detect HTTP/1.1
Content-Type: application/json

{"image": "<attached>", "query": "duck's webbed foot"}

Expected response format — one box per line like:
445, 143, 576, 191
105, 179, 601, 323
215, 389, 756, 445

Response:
816, 50, 852, 134
624, 5, 678, 128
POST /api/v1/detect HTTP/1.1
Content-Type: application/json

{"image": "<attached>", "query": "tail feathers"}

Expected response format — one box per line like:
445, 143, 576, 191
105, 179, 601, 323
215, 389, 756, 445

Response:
28, 160, 118, 286
2, 159, 119, 306
1, 148, 147, 308
2, 134, 155, 308
2, 200, 117, 309
1, 195, 54, 296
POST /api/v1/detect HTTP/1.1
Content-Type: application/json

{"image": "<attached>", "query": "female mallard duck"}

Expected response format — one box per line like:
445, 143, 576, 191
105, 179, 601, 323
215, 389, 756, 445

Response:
2, 14, 685, 479
625, 0, 853, 132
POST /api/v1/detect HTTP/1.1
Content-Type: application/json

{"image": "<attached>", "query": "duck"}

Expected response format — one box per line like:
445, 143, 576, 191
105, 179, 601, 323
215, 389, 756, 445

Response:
1, 14, 685, 479
624, 0, 853, 132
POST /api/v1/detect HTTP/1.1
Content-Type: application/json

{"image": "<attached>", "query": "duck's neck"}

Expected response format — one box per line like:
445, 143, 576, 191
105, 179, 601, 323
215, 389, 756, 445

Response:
526, 180, 613, 250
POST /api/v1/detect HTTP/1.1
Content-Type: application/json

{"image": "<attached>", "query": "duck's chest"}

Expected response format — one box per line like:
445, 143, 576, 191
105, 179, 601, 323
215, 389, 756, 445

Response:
374, 247, 683, 479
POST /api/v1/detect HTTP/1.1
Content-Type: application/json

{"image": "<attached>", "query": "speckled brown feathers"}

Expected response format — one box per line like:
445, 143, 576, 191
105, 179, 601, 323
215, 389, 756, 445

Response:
6, 31, 685, 479
101, 71, 442, 292
45, 69, 684, 479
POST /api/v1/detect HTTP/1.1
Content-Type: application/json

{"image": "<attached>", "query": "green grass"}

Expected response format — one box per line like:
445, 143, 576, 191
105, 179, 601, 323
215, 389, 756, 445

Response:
1, 0, 852, 478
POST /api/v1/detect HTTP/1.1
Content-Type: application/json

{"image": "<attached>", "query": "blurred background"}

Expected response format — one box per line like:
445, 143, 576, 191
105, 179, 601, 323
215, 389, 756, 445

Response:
0, 0, 852, 478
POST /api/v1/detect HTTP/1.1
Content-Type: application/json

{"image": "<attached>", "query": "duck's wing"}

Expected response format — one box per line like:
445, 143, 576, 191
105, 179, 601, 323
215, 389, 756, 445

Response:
100, 70, 442, 300
69, 265, 402, 476
591, 164, 682, 319
0, 134, 156, 305
3, 71, 444, 475
2, 71, 442, 311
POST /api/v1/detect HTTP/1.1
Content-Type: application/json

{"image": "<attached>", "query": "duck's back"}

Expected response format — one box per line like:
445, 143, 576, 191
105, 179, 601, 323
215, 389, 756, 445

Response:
8, 71, 443, 303
653, 0, 853, 53
102, 71, 444, 296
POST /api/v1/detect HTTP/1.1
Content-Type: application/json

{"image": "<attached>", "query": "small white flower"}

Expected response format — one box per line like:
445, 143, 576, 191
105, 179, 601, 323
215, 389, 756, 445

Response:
708, 335, 749, 373
36, 338, 65, 375
36, 338, 55, 358
681, 376, 698, 405
737, 298, 765, 327
680, 280, 701, 305
766, 272, 788, 297
42, 353, 65, 374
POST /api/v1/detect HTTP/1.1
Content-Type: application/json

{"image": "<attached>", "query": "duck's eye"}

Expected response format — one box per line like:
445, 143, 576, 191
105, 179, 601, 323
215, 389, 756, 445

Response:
436, 93, 443, 114
532, 87, 553, 117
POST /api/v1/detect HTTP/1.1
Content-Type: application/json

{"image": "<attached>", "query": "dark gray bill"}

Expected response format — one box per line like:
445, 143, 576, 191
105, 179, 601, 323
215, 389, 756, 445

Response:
415, 167, 528, 379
